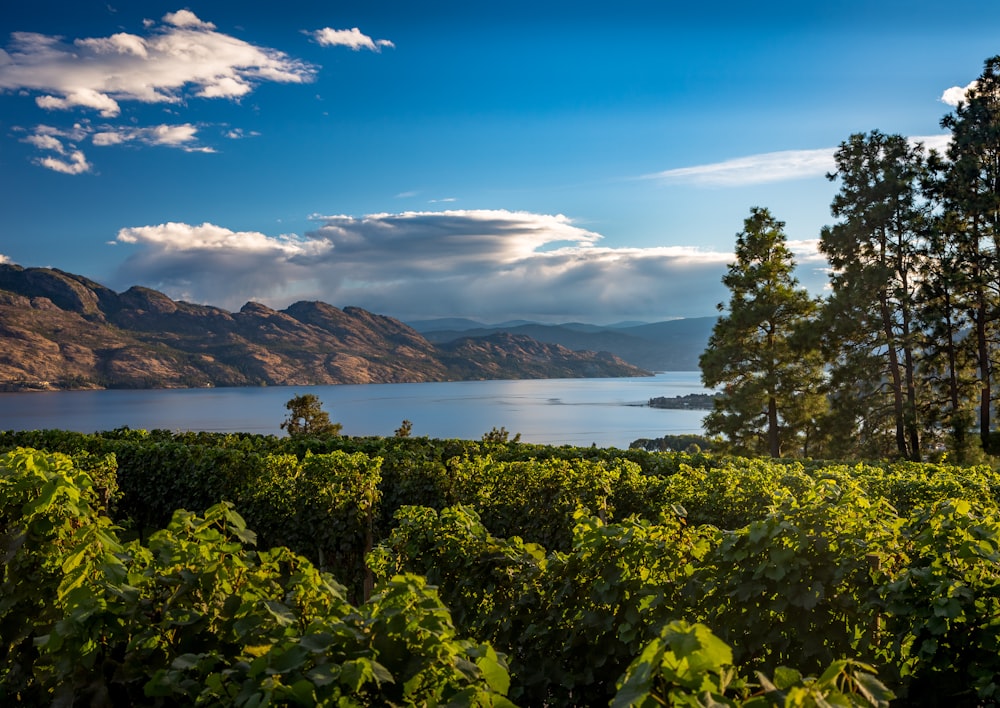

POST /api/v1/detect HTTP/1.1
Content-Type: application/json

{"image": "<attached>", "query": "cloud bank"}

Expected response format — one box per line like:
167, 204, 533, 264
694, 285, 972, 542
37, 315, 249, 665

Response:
651, 135, 953, 187
1, 10, 315, 171
112, 209, 827, 322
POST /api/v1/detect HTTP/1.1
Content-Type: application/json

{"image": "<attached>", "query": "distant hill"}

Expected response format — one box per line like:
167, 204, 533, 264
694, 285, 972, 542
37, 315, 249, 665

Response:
0, 264, 650, 391
412, 317, 716, 371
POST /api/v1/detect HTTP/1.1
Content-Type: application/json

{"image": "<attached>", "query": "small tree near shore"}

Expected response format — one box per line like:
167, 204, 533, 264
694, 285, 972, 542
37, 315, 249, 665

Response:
281, 394, 343, 437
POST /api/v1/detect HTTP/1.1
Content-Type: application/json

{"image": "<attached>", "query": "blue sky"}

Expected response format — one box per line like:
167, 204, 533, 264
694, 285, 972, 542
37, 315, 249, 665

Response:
1, 1, 997, 323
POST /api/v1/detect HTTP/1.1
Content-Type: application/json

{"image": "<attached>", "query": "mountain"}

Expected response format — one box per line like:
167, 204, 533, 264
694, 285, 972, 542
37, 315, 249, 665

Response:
414, 317, 717, 371
0, 264, 649, 391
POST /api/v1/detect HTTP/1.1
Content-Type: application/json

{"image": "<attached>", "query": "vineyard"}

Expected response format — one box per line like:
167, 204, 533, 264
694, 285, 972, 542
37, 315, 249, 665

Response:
2, 428, 999, 705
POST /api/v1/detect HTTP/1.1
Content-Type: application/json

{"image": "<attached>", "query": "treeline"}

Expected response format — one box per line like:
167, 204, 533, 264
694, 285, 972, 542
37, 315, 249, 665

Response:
702, 56, 1000, 464
3, 429, 1000, 704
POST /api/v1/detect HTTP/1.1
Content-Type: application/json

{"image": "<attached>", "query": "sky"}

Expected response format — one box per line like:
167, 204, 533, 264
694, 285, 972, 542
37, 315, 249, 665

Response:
1, 1, 998, 324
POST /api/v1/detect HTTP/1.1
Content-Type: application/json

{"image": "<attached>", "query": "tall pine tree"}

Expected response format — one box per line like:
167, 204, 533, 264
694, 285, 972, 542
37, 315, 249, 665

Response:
820, 131, 928, 460
935, 56, 1000, 453
700, 207, 825, 458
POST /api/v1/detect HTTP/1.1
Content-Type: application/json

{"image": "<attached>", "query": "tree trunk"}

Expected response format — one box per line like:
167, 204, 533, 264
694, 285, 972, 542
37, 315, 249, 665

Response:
900, 305, 921, 461
879, 294, 909, 458
942, 295, 966, 460
976, 291, 992, 452
767, 395, 780, 457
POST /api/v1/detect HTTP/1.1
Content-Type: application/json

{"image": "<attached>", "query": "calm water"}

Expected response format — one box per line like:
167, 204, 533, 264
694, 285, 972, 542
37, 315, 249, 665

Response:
0, 372, 710, 448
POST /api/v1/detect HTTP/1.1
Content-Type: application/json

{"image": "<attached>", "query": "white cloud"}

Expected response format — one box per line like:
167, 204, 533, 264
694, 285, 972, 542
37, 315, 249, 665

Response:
117, 221, 331, 255
651, 134, 953, 187
36, 87, 123, 117
35, 123, 90, 142
0, 253, 11, 265
22, 120, 213, 171
911, 133, 951, 154
21, 123, 93, 172
36, 149, 91, 175
114, 222, 334, 305
309, 27, 394, 52
2, 10, 315, 170
650, 148, 837, 186
92, 123, 203, 149
941, 80, 977, 107
0, 16, 314, 110
76, 32, 149, 58
162, 10, 216, 30
110, 209, 829, 321
786, 238, 824, 263
22, 132, 65, 153
224, 128, 260, 139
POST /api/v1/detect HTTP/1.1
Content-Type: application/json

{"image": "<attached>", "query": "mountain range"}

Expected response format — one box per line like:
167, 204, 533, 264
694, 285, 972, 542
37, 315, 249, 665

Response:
408, 316, 716, 372
0, 264, 654, 391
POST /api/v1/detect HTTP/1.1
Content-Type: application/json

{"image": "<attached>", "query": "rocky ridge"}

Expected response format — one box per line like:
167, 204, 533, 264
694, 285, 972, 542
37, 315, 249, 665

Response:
0, 264, 650, 391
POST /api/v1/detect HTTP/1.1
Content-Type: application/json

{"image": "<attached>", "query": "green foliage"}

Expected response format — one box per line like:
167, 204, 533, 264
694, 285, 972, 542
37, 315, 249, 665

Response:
441, 454, 634, 549
280, 393, 343, 438
0, 448, 513, 706
613, 621, 740, 707
629, 433, 721, 453
239, 450, 383, 601
616, 624, 894, 708
482, 426, 521, 444
371, 504, 717, 705
692, 479, 903, 675
7, 429, 1000, 704
876, 499, 1000, 701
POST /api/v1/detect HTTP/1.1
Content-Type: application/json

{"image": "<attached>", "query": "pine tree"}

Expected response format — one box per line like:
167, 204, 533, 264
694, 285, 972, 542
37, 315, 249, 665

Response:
935, 56, 1000, 453
280, 394, 343, 437
820, 131, 928, 460
915, 208, 982, 462
700, 207, 825, 457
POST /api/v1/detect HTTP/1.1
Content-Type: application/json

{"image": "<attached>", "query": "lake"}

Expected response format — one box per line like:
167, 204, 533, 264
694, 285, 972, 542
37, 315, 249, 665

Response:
0, 372, 710, 448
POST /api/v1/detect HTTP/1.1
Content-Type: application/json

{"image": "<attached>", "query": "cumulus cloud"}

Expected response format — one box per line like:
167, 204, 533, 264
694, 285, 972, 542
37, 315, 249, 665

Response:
941, 80, 977, 106
36, 149, 91, 175
114, 222, 334, 305
35, 87, 122, 118
116, 221, 332, 255
309, 27, 394, 51
21, 120, 214, 171
19, 124, 93, 172
23, 132, 66, 153
162, 9, 216, 30
0, 253, 11, 265
651, 135, 953, 187
0, 12, 314, 112
2, 10, 314, 170
110, 209, 829, 322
